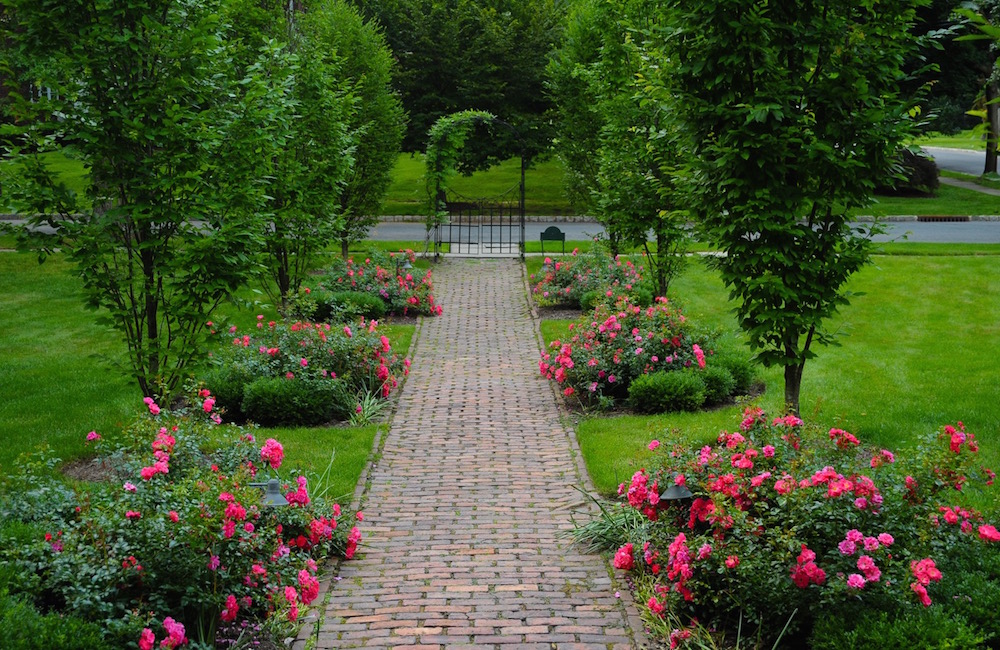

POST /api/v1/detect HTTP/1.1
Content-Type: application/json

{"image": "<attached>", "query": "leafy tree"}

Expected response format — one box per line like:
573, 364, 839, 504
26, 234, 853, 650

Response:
655, 0, 925, 414
548, 0, 688, 296
2, 0, 285, 397
350, 0, 563, 166
305, 0, 406, 258
224, 0, 356, 307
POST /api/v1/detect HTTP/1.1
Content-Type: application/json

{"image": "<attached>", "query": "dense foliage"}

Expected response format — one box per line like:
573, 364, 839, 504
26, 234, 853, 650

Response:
349, 0, 561, 167
205, 316, 409, 427
0, 400, 362, 648
651, 0, 925, 414
2, 0, 284, 397
593, 411, 1000, 647
547, 0, 689, 294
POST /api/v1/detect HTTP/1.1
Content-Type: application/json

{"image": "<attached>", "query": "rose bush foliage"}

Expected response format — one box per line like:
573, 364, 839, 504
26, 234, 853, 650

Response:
310, 249, 442, 318
530, 247, 644, 309
539, 294, 721, 408
596, 410, 1000, 646
0, 399, 362, 648
205, 316, 409, 426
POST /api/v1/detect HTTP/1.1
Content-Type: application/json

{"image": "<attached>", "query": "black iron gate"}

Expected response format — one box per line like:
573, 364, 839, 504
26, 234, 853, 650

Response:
434, 183, 525, 257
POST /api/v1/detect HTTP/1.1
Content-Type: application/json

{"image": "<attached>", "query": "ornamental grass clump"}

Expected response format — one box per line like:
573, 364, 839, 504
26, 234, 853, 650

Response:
0, 398, 362, 649
310, 249, 442, 318
530, 246, 645, 309
590, 410, 1000, 647
205, 317, 409, 426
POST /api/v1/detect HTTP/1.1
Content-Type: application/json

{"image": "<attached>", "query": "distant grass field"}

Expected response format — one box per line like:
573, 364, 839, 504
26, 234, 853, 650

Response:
382, 154, 574, 216
16, 148, 996, 219
914, 129, 987, 151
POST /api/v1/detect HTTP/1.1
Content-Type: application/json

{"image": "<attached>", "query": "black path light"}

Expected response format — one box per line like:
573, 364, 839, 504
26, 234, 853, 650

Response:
660, 473, 694, 503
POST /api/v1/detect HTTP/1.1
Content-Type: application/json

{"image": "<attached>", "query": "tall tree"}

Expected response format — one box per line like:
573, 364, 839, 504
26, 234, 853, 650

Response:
305, 0, 406, 258
3, 0, 287, 397
224, 0, 357, 307
548, 0, 688, 295
350, 0, 563, 166
656, 0, 925, 414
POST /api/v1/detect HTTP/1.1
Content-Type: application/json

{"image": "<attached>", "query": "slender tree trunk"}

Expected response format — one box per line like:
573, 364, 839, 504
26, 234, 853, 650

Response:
784, 363, 804, 417
987, 82, 999, 175
341, 237, 349, 259
655, 229, 667, 297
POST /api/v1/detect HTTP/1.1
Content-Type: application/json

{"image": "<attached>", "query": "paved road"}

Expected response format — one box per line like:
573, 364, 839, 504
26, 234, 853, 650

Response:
368, 220, 1000, 245
923, 146, 987, 176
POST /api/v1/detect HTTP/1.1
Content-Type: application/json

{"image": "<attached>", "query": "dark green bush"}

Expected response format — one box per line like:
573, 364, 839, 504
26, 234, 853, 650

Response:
809, 606, 987, 650
0, 591, 113, 650
701, 365, 735, 405
716, 354, 758, 395
203, 366, 255, 423
242, 377, 353, 427
631, 287, 653, 307
327, 291, 387, 320
628, 370, 706, 413
877, 147, 940, 196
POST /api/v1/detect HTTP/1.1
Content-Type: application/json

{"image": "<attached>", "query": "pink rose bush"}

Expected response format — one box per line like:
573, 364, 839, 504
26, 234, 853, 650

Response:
540, 293, 742, 408
205, 316, 408, 426
593, 410, 1000, 646
0, 399, 361, 648
310, 248, 442, 317
530, 247, 645, 309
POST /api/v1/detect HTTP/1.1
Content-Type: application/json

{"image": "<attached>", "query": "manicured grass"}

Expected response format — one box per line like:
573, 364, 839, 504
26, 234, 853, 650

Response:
0, 252, 416, 506
538, 248, 1000, 502
382, 154, 574, 216
0, 253, 136, 472
913, 129, 986, 151
859, 183, 1000, 216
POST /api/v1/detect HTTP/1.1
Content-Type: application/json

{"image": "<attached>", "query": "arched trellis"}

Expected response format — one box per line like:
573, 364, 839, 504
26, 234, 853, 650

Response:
424, 110, 526, 259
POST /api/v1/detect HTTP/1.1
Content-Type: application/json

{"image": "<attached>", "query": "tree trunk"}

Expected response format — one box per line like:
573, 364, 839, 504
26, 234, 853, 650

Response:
987, 82, 999, 175
341, 237, 349, 259
655, 229, 667, 297
784, 363, 804, 416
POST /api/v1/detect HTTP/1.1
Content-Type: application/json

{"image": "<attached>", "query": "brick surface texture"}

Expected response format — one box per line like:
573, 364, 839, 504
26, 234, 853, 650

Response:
302, 259, 639, 649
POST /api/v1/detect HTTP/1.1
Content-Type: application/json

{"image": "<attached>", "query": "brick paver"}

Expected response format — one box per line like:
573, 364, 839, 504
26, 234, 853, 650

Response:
299, 259, 641, 650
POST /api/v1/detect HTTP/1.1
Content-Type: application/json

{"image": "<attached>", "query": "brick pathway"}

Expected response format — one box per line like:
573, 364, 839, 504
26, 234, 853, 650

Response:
298, 258, 641, 650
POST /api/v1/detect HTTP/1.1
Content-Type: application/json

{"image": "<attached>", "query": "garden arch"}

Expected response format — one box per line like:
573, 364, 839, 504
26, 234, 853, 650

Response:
425, 111, 526, 258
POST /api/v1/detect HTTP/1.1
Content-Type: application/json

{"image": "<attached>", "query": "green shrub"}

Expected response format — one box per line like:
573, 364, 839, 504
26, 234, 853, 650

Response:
242, 377, 353, 427
0, 591, 113, 650
716, 353, 758, 395
579, 290, 603, 312
327, 291, 388, 320
206, 319, 408, 427
631, 287, 653, 307
628, 370, 706, 413
203, 366, 254, 423
810, 607, 986, 650
701, 365, 736, 405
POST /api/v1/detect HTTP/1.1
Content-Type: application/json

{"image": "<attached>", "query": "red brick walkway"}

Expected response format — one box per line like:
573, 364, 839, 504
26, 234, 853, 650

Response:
299, 259, 641, 650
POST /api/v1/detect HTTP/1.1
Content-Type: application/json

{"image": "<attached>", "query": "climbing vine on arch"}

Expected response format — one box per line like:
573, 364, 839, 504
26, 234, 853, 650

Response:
423, 110, 496, 232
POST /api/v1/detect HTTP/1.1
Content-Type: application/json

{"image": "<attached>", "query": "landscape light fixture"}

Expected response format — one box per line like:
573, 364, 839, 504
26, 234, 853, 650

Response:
660, 474, 693, 503
250, 478, 289, 507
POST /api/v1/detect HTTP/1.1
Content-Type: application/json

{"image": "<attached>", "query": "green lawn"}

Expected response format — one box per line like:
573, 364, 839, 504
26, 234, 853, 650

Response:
913, 129, 987, 151
382, 153, 573, 216
536, 247, 1000, 505
7, 148, 1000, 218
859, 183, 1000, 216
0, 252, 416, 505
